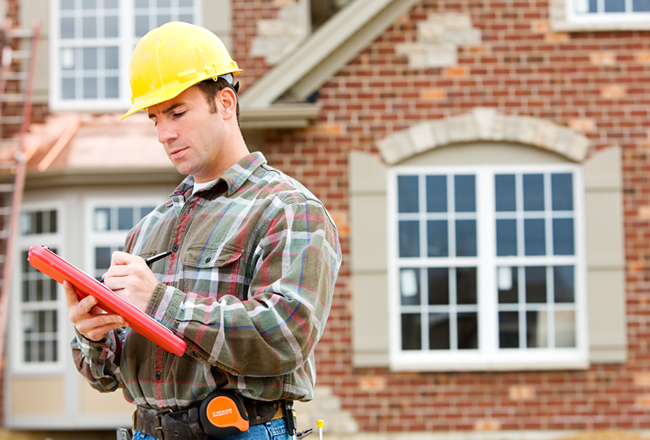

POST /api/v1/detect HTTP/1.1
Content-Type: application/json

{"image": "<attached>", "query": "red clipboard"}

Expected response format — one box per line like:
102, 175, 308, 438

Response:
28, 245, 187, 357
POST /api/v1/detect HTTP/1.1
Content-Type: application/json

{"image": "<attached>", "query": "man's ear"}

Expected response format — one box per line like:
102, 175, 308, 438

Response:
217, 87, 237, 121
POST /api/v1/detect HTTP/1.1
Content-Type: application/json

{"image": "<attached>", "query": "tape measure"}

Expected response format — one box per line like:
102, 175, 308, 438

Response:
199, 389, 250, 436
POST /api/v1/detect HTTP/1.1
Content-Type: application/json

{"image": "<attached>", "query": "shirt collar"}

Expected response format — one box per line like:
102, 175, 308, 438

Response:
172, 152, 267, 198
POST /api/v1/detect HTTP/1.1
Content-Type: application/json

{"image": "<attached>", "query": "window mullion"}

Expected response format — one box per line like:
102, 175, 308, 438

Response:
477, 169, 497, 358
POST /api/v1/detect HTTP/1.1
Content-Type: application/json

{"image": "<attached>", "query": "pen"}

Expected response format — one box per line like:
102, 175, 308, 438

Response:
144, 250, 173, 267
101, 250, 173, 283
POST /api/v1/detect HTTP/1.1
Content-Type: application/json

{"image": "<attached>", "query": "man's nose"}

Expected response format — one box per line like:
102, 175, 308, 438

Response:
157, 119, 177, 144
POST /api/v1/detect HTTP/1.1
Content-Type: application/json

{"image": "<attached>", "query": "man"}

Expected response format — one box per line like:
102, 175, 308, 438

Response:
64, 22, 341, 440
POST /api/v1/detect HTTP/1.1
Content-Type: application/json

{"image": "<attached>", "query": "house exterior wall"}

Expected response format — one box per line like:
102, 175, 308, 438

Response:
237, 0, 650, 434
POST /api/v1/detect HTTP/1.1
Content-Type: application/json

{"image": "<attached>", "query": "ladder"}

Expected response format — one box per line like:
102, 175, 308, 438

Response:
0, 20, 41, 366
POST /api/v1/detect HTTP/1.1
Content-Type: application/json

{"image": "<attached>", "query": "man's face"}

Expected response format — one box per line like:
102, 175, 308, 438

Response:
147, 86, 226, 183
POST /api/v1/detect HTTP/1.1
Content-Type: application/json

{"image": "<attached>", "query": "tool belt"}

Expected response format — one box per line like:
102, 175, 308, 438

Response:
135, 395, 283, 440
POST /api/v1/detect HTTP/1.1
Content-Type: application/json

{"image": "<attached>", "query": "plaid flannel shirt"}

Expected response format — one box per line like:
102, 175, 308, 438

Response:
71, 152, 341, 410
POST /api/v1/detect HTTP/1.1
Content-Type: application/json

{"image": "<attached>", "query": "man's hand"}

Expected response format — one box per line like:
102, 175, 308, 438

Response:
102, 251, 159, 312
64, 281, 127, 342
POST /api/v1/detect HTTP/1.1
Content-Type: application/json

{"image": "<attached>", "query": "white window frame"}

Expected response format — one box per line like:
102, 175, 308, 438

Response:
49, 0, 202, 112
565, 0, 650, 24
387, 164, 588, 372
11, 201, 66, 374
84, 196, 165, 277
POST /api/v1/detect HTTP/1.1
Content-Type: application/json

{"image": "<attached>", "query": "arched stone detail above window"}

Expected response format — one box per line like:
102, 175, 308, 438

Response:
377, 107, 590, 165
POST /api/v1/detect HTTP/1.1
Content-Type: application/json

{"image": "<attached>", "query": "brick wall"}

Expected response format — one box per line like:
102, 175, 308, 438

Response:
245, 0, 650, 433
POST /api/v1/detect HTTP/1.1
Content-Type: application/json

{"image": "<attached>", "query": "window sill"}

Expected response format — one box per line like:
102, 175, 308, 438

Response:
551, 19, 650, 32
390, 352, 589, 372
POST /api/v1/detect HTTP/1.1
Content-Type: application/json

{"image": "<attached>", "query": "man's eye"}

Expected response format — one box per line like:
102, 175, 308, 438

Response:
173, 111, 186, 118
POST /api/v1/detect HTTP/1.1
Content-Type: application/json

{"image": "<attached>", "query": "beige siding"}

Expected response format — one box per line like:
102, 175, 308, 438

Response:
12, 377, 64, 415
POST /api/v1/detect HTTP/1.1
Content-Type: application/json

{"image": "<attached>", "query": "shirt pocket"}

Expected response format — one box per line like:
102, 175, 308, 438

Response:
180, 244, 244, 269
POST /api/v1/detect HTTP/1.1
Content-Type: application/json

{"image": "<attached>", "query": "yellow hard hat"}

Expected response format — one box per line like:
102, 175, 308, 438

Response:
122, 21, 242, 120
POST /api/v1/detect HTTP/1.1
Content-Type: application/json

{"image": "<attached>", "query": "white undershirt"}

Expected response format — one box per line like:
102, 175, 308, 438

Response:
192, 179, 218, 196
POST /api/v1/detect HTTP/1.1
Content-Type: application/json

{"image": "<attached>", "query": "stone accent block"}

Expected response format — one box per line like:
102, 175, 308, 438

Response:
590, 51, 616, 66
443, 66, 468, 77
377, 108, 590, 165
249, 1, 308, 65
634, 372, 650, 385
636, 51, 650, 64
601, 85, 627, 98
294, 386, 359, 435
474, 419, 501, 431
545, 32, 570, 42
509, 385, 537, 401
397, 12, 480, 69
359, 376, 387, 392
420, 88, 447, 101
570, 118, 596, 132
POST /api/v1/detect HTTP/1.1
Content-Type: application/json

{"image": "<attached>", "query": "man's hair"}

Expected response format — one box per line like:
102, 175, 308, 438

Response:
196, 77, 240, 128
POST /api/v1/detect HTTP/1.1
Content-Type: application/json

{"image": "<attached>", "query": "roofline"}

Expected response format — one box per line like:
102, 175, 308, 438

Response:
0, 166, 183, 189
239, 0, 419, 109
240, 103, 322, 129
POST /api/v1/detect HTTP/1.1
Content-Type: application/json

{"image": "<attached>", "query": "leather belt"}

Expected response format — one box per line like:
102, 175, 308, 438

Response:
135, 397, 283, 440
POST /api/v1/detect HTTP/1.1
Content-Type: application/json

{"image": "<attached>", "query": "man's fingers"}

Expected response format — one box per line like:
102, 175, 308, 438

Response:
63, 281, 80, 308
110, 250, 139, 266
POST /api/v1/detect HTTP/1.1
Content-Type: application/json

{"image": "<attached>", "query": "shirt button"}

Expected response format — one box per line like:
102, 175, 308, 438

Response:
155, 372, 161, 380
172, 245, 179, 252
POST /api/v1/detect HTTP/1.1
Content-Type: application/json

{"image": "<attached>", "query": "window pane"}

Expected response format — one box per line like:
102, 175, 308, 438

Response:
61, 48, 75, 70
496, 219, 517, 256
180, 0, 193, 6
35, 211, 43, 233
556, 311, 576, 348
82, 16, 97, 38
157, 14, 172, 27
456, 267, 477, 305
454, 175, 475, 212
554, 265, 575, 303
105, 47, 119, 69
83, 77, 98, 99
429, 313, 450, 350
104, 15, 119, 38
94, 207, 111, 231
400, 268, 420, 306
427, 220, 448, 257
455, 220, 476, 257
49, 210, 58, 233
498, 266, 518, 303
135, 0, 148, 6
553, 218, 574, 256
118, 207, 134, 230
83, 48, 97, 70
158, 0, 171, 6
60, 17, 75, 39
179, 13, 193, 23
398, 175, 419, 213
62, 78, 75, 99
495, 174, 516, 212
426, 175, 446, 212
523, 174, 544, 211
399, 220, 420, 258
95, 247, 112, 270
551, 173, 573, 211
428, 268, 449, 305
82, 0, 96, 8
458, 312, 478, 349
499, 311, 519, 348
633, 0, 650, 11
401, 314, 421, 350
524, 219, 546, 256
525, 266, 547, 303
106, 77, 119, 98
526, 311, 548, 348
105, 0, 119, 8
61, 0, 75, 9
135, 15, 149, 37
604, 0, 625, 11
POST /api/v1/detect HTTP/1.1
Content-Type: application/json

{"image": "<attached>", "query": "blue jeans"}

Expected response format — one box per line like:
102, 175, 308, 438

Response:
132, 417, 291, 440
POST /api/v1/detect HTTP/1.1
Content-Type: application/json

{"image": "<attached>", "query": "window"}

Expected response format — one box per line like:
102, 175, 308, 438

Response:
13, 206, 64, 371
50, 0, 201, 111
389, 165, 587, 370
564, 0, 650, 25
87, 203, 156, 279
